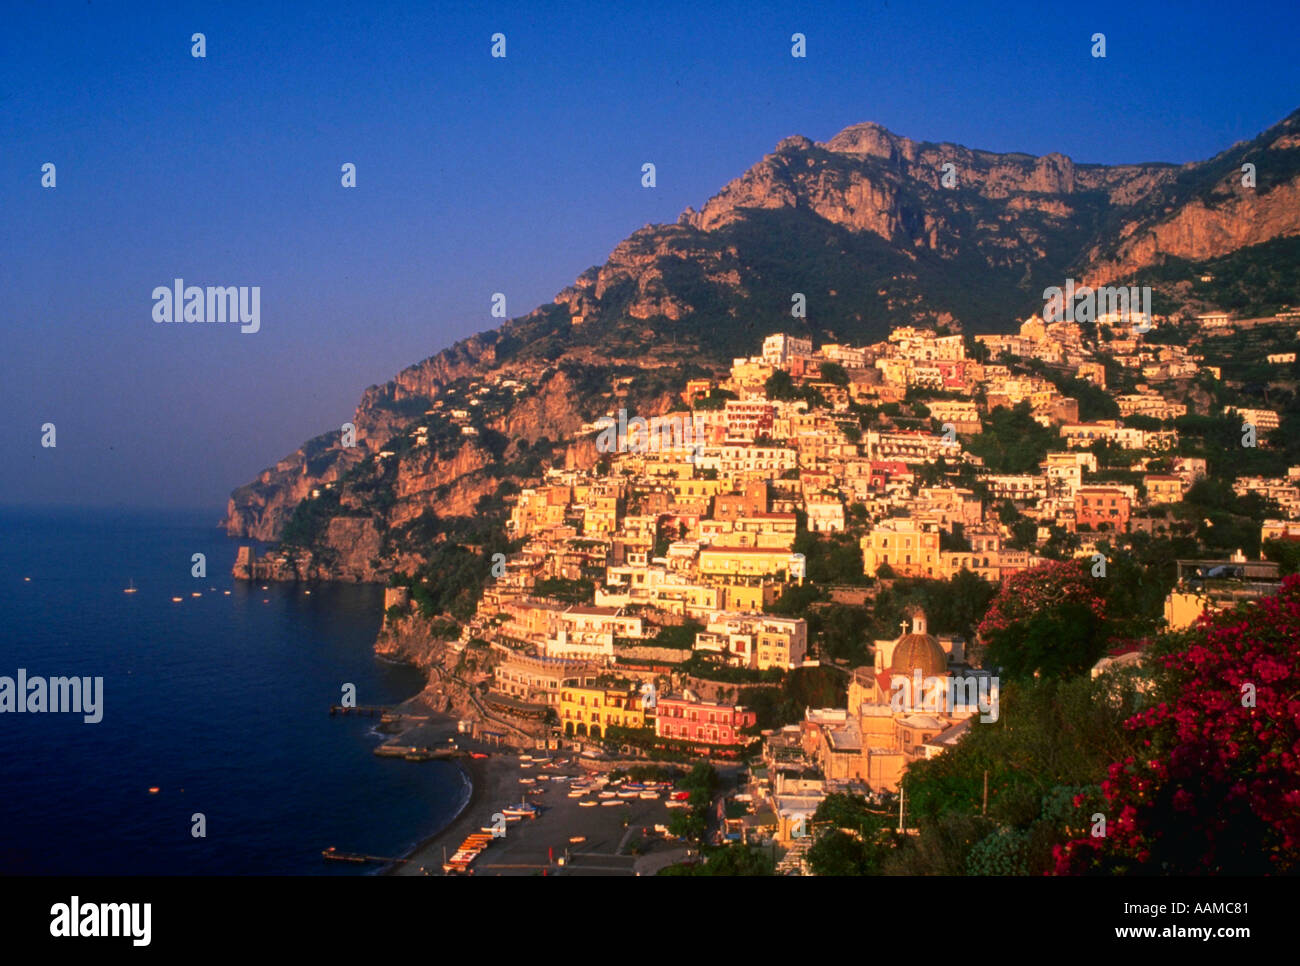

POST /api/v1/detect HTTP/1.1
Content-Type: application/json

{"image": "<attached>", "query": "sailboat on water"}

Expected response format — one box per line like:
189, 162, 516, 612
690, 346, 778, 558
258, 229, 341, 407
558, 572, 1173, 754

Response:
123, 578, 138, 594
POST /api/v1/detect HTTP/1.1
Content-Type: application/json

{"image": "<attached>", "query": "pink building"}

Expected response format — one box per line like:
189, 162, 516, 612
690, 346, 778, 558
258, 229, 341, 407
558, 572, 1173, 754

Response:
655, 695, 757, 746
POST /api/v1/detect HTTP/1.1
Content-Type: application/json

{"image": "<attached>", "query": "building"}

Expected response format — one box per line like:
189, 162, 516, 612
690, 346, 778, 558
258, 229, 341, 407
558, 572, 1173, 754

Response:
860, 518, 941, 577
655, 695, 756, 746
558, 684, 647, 739
1074, 487, 1131, 533
544, 605, 644, 661
762, 333, 814, 369
694, 612, 808, 670
1144, 474, 1186, 505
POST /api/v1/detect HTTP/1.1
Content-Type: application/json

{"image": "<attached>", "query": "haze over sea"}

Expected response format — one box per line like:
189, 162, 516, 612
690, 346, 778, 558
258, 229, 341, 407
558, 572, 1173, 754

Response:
0, 507, 465, 875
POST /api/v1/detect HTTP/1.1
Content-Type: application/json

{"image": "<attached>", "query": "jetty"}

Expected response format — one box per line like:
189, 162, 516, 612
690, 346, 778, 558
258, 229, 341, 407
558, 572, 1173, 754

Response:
373, 745, 466, 761
328, 704, 391, 717
320, 847, 432, 871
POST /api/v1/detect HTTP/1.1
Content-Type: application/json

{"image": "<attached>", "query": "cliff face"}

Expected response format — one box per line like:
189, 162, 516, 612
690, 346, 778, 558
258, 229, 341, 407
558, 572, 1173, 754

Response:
225, 108, 1300, 575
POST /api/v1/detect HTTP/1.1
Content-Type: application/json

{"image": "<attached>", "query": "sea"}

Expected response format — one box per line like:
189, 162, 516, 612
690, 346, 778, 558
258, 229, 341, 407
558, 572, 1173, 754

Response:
0, 507, 468, 875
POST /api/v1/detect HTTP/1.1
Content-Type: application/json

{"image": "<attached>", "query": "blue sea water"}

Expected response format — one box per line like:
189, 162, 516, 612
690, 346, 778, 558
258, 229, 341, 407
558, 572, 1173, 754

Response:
0, 507, 466, 875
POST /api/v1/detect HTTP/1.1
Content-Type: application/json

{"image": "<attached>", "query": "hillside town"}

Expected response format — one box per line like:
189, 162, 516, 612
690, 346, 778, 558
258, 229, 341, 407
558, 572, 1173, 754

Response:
368, 302, 1300, 868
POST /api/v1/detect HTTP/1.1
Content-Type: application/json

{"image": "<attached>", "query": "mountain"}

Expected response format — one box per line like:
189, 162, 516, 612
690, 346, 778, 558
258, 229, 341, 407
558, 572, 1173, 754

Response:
223, 109, 1300, 574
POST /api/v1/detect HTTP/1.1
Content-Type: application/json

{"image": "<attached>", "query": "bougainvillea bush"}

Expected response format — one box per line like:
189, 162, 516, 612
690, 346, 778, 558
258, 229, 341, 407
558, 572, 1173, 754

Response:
976, 558, 1115, 680
1054, 575, 1300, 874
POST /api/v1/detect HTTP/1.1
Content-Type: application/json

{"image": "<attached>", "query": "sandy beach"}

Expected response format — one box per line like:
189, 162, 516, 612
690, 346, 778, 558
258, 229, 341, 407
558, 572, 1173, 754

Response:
387, 751, 689, 876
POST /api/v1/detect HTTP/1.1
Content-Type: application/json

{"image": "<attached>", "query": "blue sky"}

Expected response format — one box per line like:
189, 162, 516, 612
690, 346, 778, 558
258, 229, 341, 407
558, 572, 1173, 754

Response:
2, 0, 1297, 510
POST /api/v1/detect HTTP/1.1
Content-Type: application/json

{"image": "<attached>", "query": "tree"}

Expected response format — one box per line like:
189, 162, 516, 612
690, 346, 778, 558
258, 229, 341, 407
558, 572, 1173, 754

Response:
976, 559, 1114, 680
1263, 538, 1300, 576
1054, 576, 1300, 875
808, 831, 877, 875
819, 361, 849, 386
765, 370, 796, 401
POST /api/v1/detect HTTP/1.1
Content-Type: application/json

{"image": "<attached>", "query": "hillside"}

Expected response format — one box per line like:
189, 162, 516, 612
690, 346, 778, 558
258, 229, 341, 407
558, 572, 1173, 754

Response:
223, 109, 1300, 575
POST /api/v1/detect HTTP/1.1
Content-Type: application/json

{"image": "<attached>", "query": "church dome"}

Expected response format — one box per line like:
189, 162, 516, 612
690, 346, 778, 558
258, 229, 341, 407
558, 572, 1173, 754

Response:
891, 633, 948, 677
890, 607, 947, 676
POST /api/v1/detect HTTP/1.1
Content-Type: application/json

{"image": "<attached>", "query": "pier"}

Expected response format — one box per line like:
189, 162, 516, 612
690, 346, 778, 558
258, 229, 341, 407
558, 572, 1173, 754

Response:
328, 704, 392, 717
372, 745, 466, 761
321, 847, 434, 872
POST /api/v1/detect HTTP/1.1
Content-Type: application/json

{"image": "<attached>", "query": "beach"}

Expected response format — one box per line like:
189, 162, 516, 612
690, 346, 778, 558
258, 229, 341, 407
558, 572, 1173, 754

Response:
387, 749, 691, 876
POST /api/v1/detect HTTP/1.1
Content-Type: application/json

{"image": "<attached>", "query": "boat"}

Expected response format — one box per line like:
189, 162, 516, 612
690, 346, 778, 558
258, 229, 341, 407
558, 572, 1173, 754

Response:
567, 790, 585, 798
123, 579, 137, 594
617, 790, 638, 799
601, 800, 625, 807
518, 777, 535, 785
501, 801, 540, 819
598, 790, 618, 799
579, 800, 597, 808
639, 791, 660, 800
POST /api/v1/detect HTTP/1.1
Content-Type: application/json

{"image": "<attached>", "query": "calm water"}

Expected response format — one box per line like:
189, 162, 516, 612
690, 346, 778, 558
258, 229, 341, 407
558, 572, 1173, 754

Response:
0, 507, 467, 874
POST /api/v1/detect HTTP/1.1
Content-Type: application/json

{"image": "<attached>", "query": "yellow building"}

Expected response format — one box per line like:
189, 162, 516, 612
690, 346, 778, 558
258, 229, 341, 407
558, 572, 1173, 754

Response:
1144, 474, 1185, 505
699, 546, 806, 582
559, 685, 647, 739
860, 518, 941, 577
667, 477, 732, 503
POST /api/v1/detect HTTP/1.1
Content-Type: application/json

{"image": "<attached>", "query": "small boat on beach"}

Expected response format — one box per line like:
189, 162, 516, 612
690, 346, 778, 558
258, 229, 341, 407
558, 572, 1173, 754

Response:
502, 801, 540, 819
639, 791, 660, 800
579, 800, 597, 808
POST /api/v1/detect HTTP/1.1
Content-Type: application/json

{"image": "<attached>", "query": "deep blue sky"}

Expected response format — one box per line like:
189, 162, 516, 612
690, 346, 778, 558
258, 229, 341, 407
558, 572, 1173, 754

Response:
3, 1, 1297, 511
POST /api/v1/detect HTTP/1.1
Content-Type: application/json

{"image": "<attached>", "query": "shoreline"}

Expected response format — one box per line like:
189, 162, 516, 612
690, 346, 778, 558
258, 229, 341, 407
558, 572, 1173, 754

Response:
385, 748, 523, 875
372, 687, 521, 876
378, 756, 479, 875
